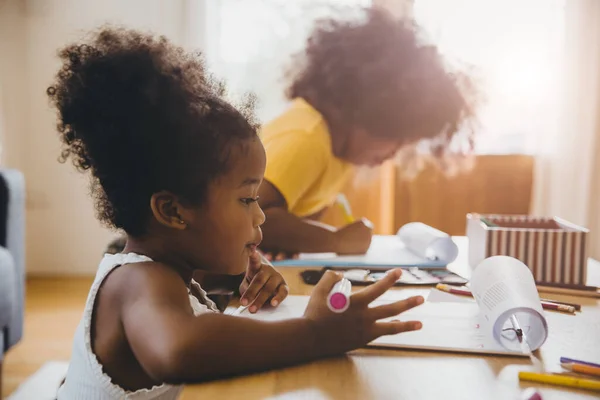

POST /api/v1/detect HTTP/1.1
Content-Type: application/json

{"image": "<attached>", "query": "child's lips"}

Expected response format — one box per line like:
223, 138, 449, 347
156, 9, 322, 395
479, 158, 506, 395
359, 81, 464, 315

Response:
246, 233, 262, 253
247, 244, 258, 252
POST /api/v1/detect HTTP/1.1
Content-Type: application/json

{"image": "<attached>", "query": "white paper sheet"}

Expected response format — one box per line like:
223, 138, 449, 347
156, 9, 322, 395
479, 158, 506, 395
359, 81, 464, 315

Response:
237, 256, 546, 356
398, 222, 459, 262
470, 256, 548, 352
296, 236, 426, 265
282, 224, 459, 268
236, 295, 528, 356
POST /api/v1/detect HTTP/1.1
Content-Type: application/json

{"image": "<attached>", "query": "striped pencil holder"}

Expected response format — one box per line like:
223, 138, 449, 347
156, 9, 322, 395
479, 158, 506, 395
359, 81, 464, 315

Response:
466, 214, 590, 287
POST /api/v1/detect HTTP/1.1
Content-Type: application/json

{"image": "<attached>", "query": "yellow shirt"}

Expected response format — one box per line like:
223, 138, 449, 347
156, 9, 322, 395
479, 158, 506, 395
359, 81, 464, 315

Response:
261, 98, 354, 217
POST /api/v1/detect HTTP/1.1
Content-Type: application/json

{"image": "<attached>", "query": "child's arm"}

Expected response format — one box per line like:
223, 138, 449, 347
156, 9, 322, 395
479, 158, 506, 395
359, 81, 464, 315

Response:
119, 264, 423, 384
259, 180, 373, 255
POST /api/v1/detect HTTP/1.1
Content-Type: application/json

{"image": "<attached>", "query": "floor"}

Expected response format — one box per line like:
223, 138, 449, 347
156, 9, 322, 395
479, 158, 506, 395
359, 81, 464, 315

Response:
2, 277, 93, 398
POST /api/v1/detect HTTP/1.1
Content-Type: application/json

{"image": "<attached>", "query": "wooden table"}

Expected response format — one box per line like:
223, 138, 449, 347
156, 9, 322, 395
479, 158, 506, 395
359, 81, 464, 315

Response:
183, 239, 600, 400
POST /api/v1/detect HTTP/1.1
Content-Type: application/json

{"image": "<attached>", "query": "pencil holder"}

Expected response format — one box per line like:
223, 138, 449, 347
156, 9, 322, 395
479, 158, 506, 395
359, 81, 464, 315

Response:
466, 214, 589, 287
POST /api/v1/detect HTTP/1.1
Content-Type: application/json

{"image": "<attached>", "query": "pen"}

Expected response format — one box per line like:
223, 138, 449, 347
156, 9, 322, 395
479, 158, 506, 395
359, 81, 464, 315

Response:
336, 193, 355, 224
435, 284, 576, 313
328, 278, 351, 313
518, 371, 600, 392
561, 362, 600, 378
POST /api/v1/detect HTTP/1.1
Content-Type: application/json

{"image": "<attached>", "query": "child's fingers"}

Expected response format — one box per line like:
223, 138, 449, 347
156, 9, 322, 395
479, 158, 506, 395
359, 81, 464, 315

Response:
373, 320, 423, 337
249, 277, 282, 312
240, 270, 269, 306
351, 269, 402, 306
368, 296, 424, 321
313, 270, 343, 297
239, 281, 248, 296
270, 283, 289, 307
238, 276, 251, 296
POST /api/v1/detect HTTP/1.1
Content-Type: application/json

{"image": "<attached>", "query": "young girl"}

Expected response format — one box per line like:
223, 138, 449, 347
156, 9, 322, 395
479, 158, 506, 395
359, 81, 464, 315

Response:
258, 7, 478, 259
48, 27, 424, 399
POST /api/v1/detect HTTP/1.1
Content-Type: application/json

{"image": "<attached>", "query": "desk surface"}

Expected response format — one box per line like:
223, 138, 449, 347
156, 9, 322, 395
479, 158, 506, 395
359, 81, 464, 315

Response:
184, 239, 600, 400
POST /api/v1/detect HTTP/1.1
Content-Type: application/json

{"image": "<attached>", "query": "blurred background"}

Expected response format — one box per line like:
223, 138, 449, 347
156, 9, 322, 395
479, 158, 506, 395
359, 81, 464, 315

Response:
0, 0, 598, 276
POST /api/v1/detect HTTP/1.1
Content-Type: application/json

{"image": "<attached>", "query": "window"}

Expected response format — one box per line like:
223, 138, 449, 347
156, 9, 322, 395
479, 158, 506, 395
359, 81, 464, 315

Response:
205, 0, 565, 154
204, 0, 369, 122
413, 0, 566, 154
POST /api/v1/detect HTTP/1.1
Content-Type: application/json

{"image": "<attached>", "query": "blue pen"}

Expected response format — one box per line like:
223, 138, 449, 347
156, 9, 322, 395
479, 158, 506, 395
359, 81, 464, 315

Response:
560, 357, 600, 369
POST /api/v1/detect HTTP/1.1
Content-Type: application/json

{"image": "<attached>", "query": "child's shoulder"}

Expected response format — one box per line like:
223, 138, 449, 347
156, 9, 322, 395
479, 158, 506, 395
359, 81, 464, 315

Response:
98, 257, 190, 306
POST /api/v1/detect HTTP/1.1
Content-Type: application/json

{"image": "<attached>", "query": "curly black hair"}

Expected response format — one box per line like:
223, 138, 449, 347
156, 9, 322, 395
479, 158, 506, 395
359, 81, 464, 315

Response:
287, 6, 479, 158
47, 27, 259, 236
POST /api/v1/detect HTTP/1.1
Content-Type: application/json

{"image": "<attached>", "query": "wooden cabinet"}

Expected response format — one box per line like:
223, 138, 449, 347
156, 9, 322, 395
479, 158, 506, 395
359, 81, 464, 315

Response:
321, 155, 534, 235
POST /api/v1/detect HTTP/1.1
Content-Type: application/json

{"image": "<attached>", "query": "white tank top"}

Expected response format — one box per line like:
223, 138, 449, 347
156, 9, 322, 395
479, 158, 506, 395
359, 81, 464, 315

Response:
57, 252, 219, 399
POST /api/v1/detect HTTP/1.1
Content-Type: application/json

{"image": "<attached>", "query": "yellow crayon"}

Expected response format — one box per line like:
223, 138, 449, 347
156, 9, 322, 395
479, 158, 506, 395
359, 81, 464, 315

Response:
518, 371, 600, 392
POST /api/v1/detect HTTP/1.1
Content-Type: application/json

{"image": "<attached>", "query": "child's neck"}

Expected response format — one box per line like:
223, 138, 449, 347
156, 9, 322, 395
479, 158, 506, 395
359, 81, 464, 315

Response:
123, 235, 195, 286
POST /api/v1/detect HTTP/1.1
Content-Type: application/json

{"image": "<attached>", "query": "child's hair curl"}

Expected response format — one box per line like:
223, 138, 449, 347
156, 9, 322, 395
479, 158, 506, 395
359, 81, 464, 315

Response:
47, 26, 259, 236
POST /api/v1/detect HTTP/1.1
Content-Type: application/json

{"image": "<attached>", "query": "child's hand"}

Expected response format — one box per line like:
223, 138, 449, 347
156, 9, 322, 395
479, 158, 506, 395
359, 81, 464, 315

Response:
333, 218, 373, 254
304, 269, 424, 355
239, 251, 289, 312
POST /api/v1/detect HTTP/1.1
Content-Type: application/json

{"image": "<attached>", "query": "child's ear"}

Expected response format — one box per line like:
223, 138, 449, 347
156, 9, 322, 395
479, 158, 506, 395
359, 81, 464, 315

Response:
150, 191, 187, 230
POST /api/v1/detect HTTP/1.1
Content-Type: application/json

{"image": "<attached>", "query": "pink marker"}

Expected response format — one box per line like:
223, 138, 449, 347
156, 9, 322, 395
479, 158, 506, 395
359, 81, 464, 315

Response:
328, 278, 351, 313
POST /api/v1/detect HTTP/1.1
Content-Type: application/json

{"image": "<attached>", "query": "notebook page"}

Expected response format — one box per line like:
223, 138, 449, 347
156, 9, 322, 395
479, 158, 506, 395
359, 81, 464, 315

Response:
236, 295, 526, 356
369, 300, 523, 356
470, 256, 548, 352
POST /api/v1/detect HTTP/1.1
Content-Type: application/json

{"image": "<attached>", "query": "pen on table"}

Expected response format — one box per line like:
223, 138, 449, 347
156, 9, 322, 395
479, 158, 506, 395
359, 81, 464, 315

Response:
336, 193, 355, 224
518, 371, 600, 392
328, 278, 351, 313
561, 362, 600, 378
435, 284, 577, 313
560, 357, 600, 369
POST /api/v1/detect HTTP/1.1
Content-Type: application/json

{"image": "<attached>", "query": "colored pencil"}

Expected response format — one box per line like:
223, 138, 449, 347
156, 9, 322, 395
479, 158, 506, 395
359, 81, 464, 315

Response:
435, 284, 576, 313
561, 362, 600, 378
560, 357, 600, 369
539, 298, 581, 311
518, 371, 600, 392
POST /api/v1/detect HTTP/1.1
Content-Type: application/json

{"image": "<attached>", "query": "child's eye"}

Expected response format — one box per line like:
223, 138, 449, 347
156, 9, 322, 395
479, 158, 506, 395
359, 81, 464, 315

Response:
240, 196, 260, 205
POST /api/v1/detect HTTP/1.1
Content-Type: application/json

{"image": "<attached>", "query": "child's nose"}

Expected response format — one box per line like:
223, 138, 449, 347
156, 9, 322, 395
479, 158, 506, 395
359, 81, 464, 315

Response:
254, 204, 266, 227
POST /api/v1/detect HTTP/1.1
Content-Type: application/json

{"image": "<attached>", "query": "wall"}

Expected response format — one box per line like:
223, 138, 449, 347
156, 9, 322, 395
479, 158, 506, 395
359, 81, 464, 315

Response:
1, 0, 193, 275
0, 0, 28, 171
